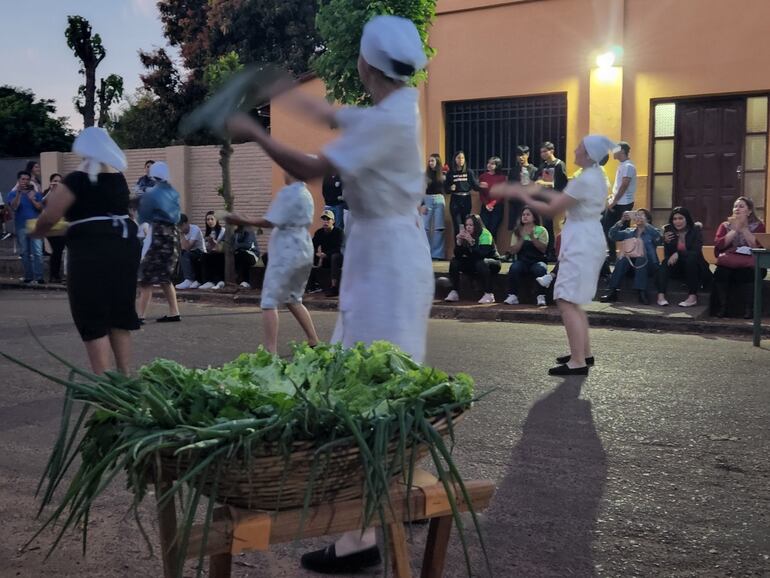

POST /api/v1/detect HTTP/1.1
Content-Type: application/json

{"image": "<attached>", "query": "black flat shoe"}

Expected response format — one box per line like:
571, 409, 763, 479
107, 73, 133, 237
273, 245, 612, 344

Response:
599, 289, 619, 303
638, 290, 649, 305
156, 315, 181, 323
548, 364, 589, 376
300, 544, 381, 574
556, 354, 595, 366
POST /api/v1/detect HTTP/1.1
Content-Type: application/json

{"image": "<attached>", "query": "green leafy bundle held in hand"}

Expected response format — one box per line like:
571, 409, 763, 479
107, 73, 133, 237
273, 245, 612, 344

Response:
6, 340, 488, 577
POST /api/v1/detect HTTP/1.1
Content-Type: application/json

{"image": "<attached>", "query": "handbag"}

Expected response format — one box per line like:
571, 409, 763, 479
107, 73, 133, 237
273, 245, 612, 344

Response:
716, 250, 754, 269
617, 235, 647, 268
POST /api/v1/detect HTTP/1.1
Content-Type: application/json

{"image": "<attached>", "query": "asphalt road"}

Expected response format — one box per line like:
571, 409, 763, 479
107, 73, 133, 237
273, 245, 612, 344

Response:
1, 290, 768, 577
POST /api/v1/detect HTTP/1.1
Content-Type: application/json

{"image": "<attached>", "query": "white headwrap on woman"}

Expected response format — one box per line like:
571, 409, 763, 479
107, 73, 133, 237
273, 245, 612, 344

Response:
72, 127, 127, 183
582, 134, 619, 165
359, 15, 428, 82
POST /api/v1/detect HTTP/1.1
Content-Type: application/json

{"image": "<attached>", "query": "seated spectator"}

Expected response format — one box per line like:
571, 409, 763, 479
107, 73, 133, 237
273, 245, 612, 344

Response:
307, 209, 344, 297
712, 196, 766, 318
444, 214, 500, 304
175, 213, 206, 289
234, 224, 259, 288
199, 211, 226, 289
503, 206, 550, 306
656, 206, 712, 307
600, 208, 661, 304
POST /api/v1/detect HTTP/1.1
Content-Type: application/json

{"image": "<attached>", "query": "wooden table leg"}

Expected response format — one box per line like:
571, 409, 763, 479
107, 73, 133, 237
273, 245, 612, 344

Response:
420, 516, 453, 578
155, 477, 179, 578
388, 521, 413, 578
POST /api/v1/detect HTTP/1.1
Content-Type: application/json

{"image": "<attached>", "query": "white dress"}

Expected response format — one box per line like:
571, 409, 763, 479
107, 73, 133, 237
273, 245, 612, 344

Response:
323, 88, 434, 363
260, 182, 314, 309
553, 166, 608, 305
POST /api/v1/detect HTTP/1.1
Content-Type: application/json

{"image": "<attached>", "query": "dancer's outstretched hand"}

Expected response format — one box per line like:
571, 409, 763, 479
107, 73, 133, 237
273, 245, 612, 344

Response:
491, 182, 521, 199
224, 212, 252, 227
226, 112, 263, 141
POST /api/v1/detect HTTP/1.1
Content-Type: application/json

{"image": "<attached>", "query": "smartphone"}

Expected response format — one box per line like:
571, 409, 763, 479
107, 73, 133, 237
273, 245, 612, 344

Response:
663, 224, 675, 234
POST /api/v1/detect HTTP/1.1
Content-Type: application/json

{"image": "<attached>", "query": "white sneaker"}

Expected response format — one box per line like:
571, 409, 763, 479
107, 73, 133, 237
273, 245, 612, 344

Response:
189, 281, 200, 289
678, 298, 697, 307
444, 290, 460, 302
199, 281, 215, 289
478, 292, 495, 304
503, 294, 519, 305
239, 281, 251, 289
213, 281, 225, 289
536, 273, 553, 288
536, 294, 547, 306
175, 279, 192, 290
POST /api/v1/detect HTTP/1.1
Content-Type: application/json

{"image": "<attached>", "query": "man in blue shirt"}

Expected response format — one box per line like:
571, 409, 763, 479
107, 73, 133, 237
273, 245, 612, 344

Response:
7, 170, 44, 283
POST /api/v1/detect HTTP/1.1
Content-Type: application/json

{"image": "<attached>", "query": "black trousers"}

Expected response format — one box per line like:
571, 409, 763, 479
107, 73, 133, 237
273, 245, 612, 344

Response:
234, 250, 258, 284
449, 257, 501, 293
449, 195, 472, 238
48, 236, 67, 281
658, 252, 711, 295
309, 252, 343, 288
202, 252, 225, 283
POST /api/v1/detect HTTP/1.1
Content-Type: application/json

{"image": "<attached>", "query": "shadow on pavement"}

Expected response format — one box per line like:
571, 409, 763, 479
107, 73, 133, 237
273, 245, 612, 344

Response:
485, 376, 607, 576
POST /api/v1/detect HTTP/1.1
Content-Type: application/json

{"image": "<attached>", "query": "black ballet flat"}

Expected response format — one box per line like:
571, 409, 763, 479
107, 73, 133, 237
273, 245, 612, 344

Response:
555, 354, 595, 366
300, 544, 381, 574
548, 364, 589, 376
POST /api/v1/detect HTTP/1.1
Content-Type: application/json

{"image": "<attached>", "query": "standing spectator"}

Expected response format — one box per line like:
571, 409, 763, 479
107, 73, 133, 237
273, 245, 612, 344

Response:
421, 153, 446, 259
479, 156, 507, 242
175, 213, 206, 289
42, 173, 66, 283
445, 150, 481, 238
308, 209, 344, 296
199, 211, 226, 289
535, 141, 568, 260
712, 196, 766, 318
603, 141, 636, 263
134, 160, 155, 195
24, 160, 42, 191
600, 208, 661, 305
656, 206, 712, 307
0, 193, 10, 240
322, 173, 346, 230
136, 162, 182, 323
503, 206, 550, 306
31, 127, 139, 374
444, 213, 500, 304
233, 224, 259, 288
507, 145, 538, 230
7, 170, 44, 283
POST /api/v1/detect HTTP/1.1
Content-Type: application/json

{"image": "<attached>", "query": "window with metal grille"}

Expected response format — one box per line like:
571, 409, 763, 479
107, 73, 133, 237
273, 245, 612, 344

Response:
444, 94, 568, 175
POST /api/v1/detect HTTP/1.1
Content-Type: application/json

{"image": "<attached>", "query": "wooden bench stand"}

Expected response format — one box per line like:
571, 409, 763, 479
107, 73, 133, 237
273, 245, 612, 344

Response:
155, 471, 495, 578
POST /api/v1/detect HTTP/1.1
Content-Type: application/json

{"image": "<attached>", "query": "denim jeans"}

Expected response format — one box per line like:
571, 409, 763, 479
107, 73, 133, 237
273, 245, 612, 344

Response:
609, 256, 659, 291
180, 249, 204, 281
422, 194, 446, 259
506, 259, 547, 296
15, 225, 43, 281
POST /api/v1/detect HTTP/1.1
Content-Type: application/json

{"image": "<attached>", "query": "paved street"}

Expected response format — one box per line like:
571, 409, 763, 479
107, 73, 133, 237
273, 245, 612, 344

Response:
1, 289, 769, 577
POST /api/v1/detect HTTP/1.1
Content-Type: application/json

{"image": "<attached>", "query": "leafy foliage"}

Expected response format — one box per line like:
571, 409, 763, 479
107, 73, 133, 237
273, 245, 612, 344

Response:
313, 0, 437, 104
0, 86, 74, 156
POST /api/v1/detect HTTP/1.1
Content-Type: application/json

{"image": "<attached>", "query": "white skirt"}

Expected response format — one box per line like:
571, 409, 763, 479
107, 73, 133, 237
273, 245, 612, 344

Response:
553, 219, 606, 305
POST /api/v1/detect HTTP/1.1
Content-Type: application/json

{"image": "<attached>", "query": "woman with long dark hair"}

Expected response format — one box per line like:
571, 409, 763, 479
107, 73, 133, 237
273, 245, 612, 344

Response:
444, 213, 500, 304
199, 211, 226, 289
479, 156, 507, 242
444, 150, 481, 238
656, 206, 711, 307
422, 153, 446, 259
503, 206, 549, 306
42, 173, 66, 283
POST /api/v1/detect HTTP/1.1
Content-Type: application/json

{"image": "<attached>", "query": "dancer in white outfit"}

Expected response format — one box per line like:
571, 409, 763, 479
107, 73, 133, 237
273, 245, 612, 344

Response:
225, 15, 432, 573
493, 135, 616, 375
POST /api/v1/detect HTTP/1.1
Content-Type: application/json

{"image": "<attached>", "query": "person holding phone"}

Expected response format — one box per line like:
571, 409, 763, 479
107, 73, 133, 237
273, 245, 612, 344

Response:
7, 170, 44, 283
656, 207, 711, 307
42, 173, 66, 283
444, 213, 500, 304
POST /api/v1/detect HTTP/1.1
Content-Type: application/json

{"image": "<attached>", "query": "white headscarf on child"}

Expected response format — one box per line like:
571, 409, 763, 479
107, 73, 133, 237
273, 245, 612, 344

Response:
72, 127, 127, 183
359, 15, 428, 82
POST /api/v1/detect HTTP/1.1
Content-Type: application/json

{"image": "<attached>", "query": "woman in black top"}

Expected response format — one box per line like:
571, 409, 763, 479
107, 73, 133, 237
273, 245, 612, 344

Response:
42, 173, 66, 283
444, 151, 480, 238
421, 153, 446, 259
32, 127, 139, 374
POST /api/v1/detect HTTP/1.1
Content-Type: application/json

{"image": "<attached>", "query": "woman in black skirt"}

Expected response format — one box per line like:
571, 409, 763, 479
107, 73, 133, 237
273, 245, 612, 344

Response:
33, 127, 140, 374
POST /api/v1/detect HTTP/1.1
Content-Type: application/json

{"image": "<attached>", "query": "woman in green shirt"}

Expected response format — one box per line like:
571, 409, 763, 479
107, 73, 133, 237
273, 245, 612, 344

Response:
504, 206, 550, 306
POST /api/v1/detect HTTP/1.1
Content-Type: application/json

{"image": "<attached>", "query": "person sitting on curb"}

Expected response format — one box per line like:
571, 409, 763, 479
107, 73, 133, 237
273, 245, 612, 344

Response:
307, 209, 344, 297
600, 208, 661, 305
656, 206, 712, 307
234, 224, 260, 289
445, 213, 500, 304
503, 206, 550, 307
175, 213, 206, 289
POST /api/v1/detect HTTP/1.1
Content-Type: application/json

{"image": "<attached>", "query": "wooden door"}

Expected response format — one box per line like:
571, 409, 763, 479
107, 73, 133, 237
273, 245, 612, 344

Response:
674, 98, 746, 241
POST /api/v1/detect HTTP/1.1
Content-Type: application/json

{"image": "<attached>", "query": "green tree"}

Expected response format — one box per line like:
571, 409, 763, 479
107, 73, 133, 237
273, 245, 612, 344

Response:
0, 86, 74, 157
313, 0, 437, 104
110, 91, 171, 149
204, 51, 244, 284
65, 15, 124, 127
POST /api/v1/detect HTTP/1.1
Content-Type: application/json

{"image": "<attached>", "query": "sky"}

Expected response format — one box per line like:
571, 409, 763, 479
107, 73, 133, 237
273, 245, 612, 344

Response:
0, 0, 177, 131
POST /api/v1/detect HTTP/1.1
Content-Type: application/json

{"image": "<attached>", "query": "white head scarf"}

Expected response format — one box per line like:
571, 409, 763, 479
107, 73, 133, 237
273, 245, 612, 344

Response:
360, 15, 428, 82
72, 127, 127, 183
149, 161, 170, 182
582, 135, 619, 165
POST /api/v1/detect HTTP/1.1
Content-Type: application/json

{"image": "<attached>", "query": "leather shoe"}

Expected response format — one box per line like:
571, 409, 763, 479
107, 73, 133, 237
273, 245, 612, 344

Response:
599, 289, 619, 303
301, 544, 381, 574
548, 364, 589, 376
556, 354, 595, 365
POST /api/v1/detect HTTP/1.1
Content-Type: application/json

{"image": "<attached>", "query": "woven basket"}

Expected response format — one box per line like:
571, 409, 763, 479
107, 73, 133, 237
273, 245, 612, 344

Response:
159, 411, 463, 510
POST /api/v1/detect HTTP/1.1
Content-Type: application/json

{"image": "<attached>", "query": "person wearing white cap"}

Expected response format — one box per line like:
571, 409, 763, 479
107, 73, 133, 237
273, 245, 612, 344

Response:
493, 135, 617, 375
31, 127, 141, 375
136, 161, 183, 324
226, 14, 432, 573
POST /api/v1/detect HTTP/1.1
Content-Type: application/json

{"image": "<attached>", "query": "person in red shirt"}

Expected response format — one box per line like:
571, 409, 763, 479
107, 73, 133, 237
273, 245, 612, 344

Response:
478, 156, 507, 242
